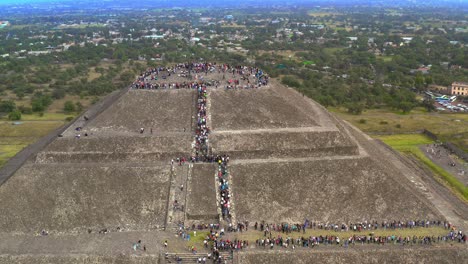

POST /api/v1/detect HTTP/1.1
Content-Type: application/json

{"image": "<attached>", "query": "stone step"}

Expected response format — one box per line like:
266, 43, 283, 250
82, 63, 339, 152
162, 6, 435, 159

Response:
164, 252, 232, 263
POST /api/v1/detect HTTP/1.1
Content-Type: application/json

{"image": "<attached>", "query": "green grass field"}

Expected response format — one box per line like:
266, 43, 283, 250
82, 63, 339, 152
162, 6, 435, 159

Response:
19, 113, 75, 121
331, 107, 468, 152
375, 134, 434, 151
379, 56, 393, 62
375, 134, 468, 201
330, 106, 468, 200
0, 114, 71, 168
0, 144, 29, 168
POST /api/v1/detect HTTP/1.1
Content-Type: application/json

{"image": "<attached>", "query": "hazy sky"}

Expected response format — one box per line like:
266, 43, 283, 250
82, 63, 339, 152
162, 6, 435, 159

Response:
0, 0, 467, 7
0, 0, 51, 5
0, 0, 93, 6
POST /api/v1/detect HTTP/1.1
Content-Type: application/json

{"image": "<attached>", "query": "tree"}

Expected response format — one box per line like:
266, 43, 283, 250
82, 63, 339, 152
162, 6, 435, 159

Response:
346, 102, 364, 115
425, 75, 433, 87
414, 73, 425, 91
0, 100, 16, 113
75, 102, 83, 113
31, 95, 52, 112
398, 101, 415, 113
52, 89, 66, 99
32, 100, 46, 112
64, 101, 75, 113
281, 76, 301, 88
120, 71, 134, 83
8, 110, 21, 121
422, 98, 436, 112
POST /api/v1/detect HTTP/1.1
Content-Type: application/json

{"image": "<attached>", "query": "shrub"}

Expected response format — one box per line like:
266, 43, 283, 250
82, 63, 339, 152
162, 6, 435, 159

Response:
31, 95, 52, 112
75, 102, 83, 112
359, 119, 366, 124
396, 124, 402, 128
346, 102, 364, 115
8, 110, 21, 121
0, 100, 16, 113
281, 76, 301, 88
380, 121, 388, 125
64, 101, 76, 113
52, 89, 66, 99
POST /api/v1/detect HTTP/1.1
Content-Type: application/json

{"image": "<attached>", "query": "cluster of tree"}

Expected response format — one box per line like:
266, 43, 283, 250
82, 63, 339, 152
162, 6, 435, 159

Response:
63, 101, 83, 113
282, 72, 418, 115
0, 5, 466, 118
0, 100, 21, 120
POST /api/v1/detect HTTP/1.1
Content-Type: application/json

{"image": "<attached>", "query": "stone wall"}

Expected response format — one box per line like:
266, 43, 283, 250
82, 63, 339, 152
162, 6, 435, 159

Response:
210, 131, 359, 159
236, 247, 468, 264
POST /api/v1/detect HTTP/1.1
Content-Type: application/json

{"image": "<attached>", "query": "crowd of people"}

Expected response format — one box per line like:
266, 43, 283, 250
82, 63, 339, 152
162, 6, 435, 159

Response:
174, 154, 230, 164
254, 230, 466, 249
195, 85, 210, 157
218, 161, 231, 221
171, 219, 465, 263
213, 239, 249, 252
251, 220, 458, 234
130, 62, 269, 90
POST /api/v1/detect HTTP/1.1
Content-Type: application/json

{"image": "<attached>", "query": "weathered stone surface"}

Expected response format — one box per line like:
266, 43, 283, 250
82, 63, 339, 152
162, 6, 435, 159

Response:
37, 135, 192, 163
186, 163, 218, 220
0, 71, 465, 262
231, 157, 442, 223
0, 164, 170, 233
0, 255, 161, 264
85, 89, 195, 134
210, 130, 358, 159
210, 86, 320, 130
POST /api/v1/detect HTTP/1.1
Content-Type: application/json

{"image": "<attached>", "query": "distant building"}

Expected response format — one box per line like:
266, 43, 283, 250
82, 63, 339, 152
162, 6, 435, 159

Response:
27, 50, 50, 56
428, 84, 449, 94
410, 66, 430, 75
402, 37, 413, 43
144, 35, 165, 39
450, 82, 468, 96
199, 17, 211, 23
